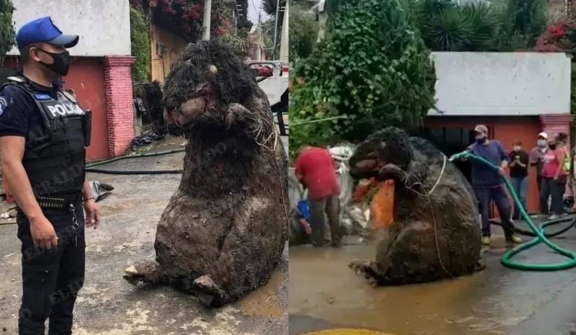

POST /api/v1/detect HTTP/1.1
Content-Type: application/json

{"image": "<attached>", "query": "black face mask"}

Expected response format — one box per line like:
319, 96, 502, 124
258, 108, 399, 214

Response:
549, 144, 557, 150
37, 49, 72, 77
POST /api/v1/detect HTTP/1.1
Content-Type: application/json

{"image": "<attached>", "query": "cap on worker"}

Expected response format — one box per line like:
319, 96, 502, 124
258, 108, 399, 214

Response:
538, 132, 548, 139
474, 124, 488, 134
16, 16, 79, 49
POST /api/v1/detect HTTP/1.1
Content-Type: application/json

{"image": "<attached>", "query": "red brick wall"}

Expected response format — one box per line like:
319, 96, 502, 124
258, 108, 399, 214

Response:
103, 56, 135, 157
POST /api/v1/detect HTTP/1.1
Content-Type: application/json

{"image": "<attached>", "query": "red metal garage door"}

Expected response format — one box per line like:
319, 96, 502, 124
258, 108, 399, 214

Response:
3, 56, 109, 161
62, 58, 108, 161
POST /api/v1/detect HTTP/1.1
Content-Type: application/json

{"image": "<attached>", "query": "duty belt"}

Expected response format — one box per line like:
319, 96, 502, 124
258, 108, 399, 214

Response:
35, 193, 82, 247
36, 193, 82, 210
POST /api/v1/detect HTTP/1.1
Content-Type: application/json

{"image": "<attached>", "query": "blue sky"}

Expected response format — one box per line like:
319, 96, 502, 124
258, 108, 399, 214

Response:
247, 0, 271, 24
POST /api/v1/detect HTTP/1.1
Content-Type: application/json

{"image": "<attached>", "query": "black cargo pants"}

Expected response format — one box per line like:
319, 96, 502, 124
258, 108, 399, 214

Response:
17, 202, 86, 335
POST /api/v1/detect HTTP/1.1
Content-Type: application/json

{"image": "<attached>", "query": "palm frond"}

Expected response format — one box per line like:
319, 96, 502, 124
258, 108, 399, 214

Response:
421, 6, 473, 51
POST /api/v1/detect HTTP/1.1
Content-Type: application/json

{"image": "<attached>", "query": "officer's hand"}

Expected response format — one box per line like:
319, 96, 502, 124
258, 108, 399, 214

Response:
30, 216, 58, 249
84, 199, 100, 229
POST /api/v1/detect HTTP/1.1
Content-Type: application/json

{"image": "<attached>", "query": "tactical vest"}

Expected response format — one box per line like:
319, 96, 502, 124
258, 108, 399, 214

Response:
0, 76, 90, 197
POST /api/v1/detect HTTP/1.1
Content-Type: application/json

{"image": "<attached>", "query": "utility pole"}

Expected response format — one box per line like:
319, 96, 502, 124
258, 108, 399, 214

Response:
279, 0, 288, 64
271, 0, 281, 59
203, 0, 212, 40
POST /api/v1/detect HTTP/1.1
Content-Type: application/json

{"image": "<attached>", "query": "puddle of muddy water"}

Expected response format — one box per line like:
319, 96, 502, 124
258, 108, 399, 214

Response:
239, 270, 285, 318
289, 244, 507, 335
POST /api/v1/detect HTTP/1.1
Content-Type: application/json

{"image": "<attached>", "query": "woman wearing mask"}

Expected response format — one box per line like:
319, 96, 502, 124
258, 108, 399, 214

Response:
540, 135, 568, 220
509, 140, 529, 219
529, 132, 549, 195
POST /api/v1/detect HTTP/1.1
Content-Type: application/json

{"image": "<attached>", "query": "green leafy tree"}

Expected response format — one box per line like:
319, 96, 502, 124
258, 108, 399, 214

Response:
534, 21, 576, 126
218, 28, 250, 56
260, 18, 275, 51
289, 4, 318, 61
0, 0, 15, 67
412, 0, 547, 52
130, 7, 151, 90
486, 0, 546, 51
414, 0, 497, 51
262, 0, 286, 58
289, 0, 436, 154
236, 0, 253, 30
262, 0, 286, 16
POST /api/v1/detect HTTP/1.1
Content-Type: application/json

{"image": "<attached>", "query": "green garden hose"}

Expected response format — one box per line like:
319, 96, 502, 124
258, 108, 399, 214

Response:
450, 151, 576, 271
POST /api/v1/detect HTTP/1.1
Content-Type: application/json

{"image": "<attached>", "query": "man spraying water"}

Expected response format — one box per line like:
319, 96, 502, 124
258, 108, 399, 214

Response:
466, 124, 522, 246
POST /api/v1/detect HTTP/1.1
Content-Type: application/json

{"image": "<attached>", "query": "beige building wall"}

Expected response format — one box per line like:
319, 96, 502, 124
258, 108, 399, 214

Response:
149, 24, 188, 83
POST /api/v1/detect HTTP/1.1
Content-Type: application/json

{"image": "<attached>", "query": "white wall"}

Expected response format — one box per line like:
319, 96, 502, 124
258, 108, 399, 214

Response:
431, 52, 572, 116
7, 0, 131, 57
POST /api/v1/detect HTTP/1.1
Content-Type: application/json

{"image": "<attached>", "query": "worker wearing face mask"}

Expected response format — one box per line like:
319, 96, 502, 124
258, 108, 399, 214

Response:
540, 134, 569, 220
467, 125, 522, 246
508, 140, 529, 220
529, 132, 549, 197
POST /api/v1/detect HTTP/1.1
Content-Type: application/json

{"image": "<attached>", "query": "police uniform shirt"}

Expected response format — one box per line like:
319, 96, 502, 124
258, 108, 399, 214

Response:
0, 77, 60, 139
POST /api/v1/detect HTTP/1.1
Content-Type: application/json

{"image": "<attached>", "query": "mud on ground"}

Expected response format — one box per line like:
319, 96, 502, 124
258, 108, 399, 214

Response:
0, 138, 288, 335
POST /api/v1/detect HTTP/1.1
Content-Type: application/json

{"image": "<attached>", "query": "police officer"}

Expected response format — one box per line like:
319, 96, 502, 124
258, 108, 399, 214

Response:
0, 17, 100, 334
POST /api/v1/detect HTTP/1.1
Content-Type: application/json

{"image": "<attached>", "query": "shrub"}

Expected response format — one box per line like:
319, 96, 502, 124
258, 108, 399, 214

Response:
130, 7, 151, 93
289, 0, 436, 155
0, 0, 15, 67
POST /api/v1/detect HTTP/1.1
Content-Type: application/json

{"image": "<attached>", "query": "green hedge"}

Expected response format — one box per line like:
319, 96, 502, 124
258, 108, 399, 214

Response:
130, 7, 150, 93
0, 0, 15, 67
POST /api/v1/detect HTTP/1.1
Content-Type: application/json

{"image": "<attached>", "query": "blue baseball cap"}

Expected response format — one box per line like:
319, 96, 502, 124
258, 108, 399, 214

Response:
16, 16, 79, 49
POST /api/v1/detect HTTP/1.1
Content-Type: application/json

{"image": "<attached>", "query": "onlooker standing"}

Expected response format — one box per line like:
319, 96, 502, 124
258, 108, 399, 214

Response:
509, 140, 529, 219
540, 135, 568, 219
529, 132, 549, 195
295, 146, 343, 247
557, 133, 571, 173
557, 133, 571, 212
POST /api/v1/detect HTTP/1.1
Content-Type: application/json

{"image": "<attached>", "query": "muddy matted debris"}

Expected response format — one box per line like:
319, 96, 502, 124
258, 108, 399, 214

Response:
347, 127, 483, 286
124, 40, 289, 308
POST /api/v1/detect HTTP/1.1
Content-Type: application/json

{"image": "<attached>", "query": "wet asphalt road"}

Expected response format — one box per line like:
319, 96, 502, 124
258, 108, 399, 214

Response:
289, 217, 576, 335
0, 142, 289, 335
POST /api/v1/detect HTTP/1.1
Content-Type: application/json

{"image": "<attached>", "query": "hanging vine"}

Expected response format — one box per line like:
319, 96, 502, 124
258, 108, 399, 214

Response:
0, 0, 15, 67
130, 7, 151, 91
